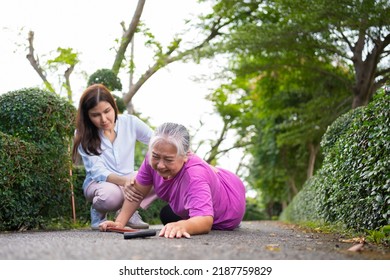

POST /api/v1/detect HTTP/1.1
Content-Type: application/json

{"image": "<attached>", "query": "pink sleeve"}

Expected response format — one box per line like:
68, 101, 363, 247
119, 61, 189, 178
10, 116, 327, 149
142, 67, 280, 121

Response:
136, 155, 154, 186
185, 177, 214, 218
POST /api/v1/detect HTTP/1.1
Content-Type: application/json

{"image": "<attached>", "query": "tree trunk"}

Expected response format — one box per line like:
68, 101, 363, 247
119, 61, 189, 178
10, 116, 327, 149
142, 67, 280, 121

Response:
351, 24, 388, 108
126, 101, 135, 115
119, 12, 232, 108
288, 177, 298, 197
112, 0, 145, 75
26, 31, 55, 93
64, 65, 74, 102
352, 59, 376, 109
307, 142, 319, 179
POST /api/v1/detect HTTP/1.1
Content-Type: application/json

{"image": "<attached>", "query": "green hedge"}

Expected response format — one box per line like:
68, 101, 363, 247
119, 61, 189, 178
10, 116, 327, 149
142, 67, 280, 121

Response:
0, 88, 76, 230
0, 132, 46, 230
279, 175, 324, 224
87, 68, 122, 91
70, 165, 90, 224
281, 92, 390, 231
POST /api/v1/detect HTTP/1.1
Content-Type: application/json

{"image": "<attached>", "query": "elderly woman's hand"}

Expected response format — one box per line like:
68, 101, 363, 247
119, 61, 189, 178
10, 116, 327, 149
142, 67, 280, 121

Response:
159, 221, 191, 239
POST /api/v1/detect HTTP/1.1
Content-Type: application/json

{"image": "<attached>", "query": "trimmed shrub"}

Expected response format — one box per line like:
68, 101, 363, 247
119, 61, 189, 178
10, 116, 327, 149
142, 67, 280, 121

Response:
279, 175, 324, 223
87, 69, 122, 91
320, 93, 390, 230
0, 88, 75, 145
0, 132, 46, 230
281, 92, 390, 231
0, 88, 76, 230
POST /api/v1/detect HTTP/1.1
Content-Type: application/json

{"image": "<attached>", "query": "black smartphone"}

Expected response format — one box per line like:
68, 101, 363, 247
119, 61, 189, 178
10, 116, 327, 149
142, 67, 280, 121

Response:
123, 229, 157, 239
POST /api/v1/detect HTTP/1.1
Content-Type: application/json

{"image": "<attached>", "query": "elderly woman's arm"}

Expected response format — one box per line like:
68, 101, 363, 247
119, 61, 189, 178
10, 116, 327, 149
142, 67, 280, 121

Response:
159, 216, 214, 239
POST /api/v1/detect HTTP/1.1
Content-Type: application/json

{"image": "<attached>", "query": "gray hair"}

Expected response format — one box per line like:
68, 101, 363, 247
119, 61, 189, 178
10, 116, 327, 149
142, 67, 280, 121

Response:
148, 122, 190, 159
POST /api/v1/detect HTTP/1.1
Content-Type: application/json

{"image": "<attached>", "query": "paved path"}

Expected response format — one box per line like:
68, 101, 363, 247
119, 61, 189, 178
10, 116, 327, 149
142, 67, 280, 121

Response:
1, 221, 389, 260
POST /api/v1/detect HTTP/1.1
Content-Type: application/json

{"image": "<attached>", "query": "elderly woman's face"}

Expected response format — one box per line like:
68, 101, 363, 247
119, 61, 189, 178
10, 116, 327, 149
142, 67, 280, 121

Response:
150, 141, 187, 180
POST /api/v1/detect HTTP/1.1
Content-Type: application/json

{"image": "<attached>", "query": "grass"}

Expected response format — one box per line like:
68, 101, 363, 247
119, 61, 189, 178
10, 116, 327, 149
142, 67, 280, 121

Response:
290, 220, 390, 247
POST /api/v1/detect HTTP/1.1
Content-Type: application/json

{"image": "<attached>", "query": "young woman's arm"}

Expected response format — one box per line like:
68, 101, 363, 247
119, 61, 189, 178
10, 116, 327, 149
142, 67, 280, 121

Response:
106, 173, 144, 202
159, 216, 214, 239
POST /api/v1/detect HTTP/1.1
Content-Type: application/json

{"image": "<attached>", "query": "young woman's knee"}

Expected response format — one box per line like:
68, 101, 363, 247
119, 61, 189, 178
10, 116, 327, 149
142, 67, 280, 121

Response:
90, 182, 124, 212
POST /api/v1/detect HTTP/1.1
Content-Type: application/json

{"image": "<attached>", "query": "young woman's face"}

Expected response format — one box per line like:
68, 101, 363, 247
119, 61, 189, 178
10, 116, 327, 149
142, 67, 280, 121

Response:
88, 101, 116, 131
150, 141, 187, 179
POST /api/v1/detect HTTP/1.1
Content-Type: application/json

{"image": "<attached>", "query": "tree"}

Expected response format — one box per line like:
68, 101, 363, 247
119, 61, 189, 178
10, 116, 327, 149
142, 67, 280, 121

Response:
24, 0, 232, 112
189, 0, 389, 215
207, 59, 351, 215
111, 0, 240, 113
26, 31, 79, 102
215, 0, 390, 108
23, 0, 248, 167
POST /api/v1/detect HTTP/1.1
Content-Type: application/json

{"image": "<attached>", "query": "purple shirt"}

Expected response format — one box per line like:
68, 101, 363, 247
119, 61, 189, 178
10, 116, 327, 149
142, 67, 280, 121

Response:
136, 153, 246, 230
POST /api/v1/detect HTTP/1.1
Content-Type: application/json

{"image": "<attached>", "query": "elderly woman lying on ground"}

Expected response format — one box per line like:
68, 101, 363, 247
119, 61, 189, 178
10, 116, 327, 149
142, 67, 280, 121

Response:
99, 122, 246, 239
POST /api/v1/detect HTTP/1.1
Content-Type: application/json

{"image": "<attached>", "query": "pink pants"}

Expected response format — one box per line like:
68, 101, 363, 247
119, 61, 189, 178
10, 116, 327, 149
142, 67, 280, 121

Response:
84, 180, 157, 213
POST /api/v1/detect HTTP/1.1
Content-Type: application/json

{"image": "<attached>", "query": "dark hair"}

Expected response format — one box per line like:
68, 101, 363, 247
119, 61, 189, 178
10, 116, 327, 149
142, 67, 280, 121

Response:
72, 84, 119, 162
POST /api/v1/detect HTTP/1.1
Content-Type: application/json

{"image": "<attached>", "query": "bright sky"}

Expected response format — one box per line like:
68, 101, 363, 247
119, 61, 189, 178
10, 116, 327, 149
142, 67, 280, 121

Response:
0, 0, 214, 120
0, 0, 247, 171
